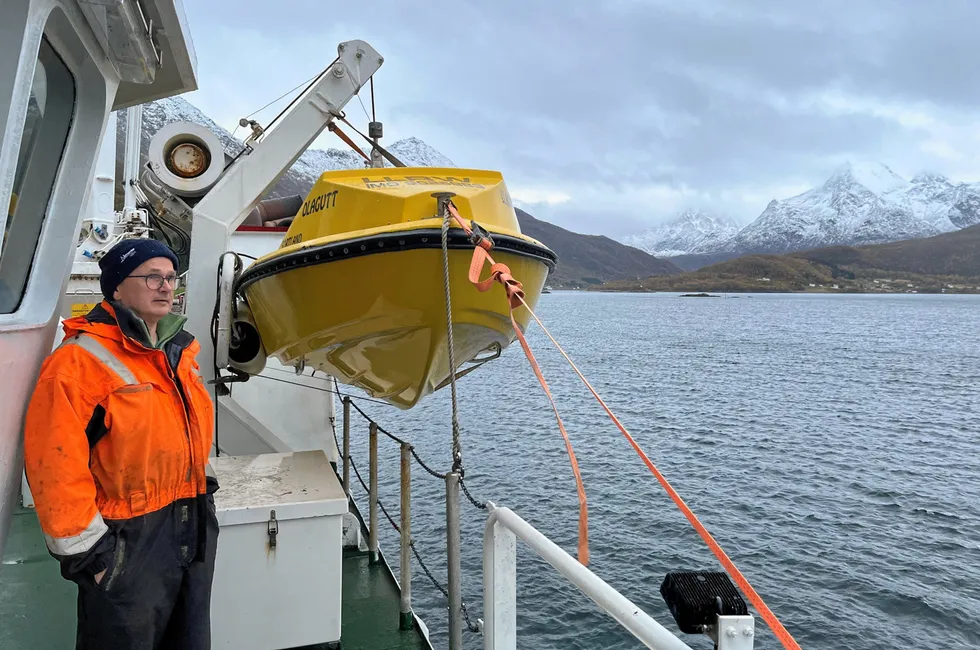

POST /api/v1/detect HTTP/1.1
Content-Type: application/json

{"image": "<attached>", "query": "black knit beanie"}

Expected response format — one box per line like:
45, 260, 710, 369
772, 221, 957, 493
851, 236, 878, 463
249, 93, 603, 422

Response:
98, 238, 179, 299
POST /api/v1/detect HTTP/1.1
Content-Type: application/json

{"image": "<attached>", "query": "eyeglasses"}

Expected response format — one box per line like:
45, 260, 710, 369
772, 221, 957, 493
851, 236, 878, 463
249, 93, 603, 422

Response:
128, 273, 180, 290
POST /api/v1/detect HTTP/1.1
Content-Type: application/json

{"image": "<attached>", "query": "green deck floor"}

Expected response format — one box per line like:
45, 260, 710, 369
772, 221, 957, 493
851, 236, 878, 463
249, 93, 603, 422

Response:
0, 506, 431, 649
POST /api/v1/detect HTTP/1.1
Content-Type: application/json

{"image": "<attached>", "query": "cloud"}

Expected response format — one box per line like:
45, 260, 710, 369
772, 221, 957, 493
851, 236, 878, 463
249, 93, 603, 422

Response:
179, 0, 980, 237
510, 187, 572, 206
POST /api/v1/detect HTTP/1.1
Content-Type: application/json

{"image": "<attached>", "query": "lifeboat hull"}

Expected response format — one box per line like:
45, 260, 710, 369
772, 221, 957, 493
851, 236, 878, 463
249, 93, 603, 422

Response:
237, 168, 556, 409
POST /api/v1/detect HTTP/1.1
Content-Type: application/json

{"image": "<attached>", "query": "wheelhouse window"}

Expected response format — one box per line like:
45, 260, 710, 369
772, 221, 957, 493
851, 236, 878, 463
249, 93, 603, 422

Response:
0, 37, 76, 313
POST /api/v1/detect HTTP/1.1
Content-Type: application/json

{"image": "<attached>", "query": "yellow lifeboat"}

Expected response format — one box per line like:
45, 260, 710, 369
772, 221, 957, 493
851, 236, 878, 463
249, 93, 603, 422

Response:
237, 168, 557, 409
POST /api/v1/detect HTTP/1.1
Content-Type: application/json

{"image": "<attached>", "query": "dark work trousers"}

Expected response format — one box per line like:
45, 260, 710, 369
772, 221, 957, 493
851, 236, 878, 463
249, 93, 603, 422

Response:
74, 494, 219, 650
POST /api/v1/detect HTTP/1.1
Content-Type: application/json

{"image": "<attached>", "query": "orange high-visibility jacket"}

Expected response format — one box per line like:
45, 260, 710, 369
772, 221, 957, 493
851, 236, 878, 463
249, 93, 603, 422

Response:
23, 301, 215, 561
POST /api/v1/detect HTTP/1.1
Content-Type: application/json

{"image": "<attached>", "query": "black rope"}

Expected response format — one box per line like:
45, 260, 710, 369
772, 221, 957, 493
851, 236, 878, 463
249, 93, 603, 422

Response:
341, 436, 480, 632
327, 406, 401, 534
360, 484, 480, 632
350, 386, 478, 496
346, 399, 406, 442
346, 398, 450, 479
461, 602, 481, 633
347, 453, 400, 533
252, 373, 395, 408
410, 449, 448, 481
409, 540, 482, 633
228, 58, 341, 159
407, 540, 479, 631
323, 388, 484, 635
233, 61, 338, 140
409, 541, 447, 598
459, 478, 488, 511
248, 70, 325, 121
274, 372, 451, 484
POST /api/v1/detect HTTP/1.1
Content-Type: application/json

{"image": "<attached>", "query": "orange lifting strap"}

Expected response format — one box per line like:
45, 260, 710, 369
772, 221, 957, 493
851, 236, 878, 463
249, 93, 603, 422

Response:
328, 123, 371, 162
446, 202, 802, 650
446, 203, 591, 565
447, 203, 589, 566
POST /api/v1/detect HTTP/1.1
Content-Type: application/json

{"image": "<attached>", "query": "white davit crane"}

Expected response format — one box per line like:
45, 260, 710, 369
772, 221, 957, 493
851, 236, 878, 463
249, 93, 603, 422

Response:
135, 41, 383, 437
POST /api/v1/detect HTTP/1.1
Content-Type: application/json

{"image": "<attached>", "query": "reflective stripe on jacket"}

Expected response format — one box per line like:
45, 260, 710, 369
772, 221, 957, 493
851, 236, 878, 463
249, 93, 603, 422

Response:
23, 300, 215, 560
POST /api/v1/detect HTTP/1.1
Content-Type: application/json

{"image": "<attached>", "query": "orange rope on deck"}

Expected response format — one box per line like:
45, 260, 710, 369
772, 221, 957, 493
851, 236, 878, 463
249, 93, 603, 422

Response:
446, 201, 801, 650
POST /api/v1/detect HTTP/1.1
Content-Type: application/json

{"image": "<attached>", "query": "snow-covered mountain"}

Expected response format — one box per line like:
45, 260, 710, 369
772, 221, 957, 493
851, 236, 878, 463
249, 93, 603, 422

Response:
623, 162, 980, 258
903, 172, 980, 232
903, 172, 957, 231
117, 96, 455, 202
730, 162, 939, 254
386, 137, 455, 168
621, 210, 740, 257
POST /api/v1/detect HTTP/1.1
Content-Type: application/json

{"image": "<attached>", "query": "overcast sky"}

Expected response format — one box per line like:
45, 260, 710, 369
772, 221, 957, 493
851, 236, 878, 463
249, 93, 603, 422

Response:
180, 0, 980, 239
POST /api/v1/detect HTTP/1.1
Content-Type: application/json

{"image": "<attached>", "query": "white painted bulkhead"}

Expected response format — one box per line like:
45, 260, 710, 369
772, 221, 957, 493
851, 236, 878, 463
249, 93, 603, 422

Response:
1, 0, 135, 553
0, 8, 402, 649
210, 228, 341, 463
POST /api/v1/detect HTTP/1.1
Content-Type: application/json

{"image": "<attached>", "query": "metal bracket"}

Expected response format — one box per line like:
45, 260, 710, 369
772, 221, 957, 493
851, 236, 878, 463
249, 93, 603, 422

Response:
709, 615, 755, 650
239, 118, 265, 145
268, 509, 278, 549
207, 367, 250, 394
431, 192, 456, 217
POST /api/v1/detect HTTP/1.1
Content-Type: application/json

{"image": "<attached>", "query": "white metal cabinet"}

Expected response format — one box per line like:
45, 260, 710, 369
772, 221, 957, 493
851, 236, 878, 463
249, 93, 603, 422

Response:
210, 450, 348, 649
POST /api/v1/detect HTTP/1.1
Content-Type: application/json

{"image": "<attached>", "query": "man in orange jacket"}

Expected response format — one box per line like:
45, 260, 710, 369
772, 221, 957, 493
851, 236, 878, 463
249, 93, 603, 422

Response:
23, 238, 218, 649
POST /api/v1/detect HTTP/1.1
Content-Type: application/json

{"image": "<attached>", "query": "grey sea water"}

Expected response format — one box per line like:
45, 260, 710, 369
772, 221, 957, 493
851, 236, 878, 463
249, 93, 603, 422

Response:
347, 291, 980, 649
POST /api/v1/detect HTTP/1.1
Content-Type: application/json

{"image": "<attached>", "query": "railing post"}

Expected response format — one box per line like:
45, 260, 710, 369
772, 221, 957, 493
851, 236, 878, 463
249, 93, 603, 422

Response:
483, 508, 517, 650
399, 443, 413, 630
369, 422, 379, 564
342, 397, 350, 495
446, 471, 463, 650
326, 388, 336, 460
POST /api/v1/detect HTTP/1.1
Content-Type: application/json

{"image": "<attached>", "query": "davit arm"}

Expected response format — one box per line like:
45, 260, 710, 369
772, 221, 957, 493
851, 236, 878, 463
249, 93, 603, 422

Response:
179, 40, 384, 388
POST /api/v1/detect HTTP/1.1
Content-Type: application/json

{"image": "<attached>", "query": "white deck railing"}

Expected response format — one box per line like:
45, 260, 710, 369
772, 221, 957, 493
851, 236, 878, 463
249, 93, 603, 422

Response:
338, 399, 755, 650
481, 503, 696, 650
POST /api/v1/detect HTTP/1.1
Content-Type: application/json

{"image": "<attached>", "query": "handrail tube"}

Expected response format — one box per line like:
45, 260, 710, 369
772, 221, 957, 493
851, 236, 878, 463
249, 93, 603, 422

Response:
483, 505, 693, 650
